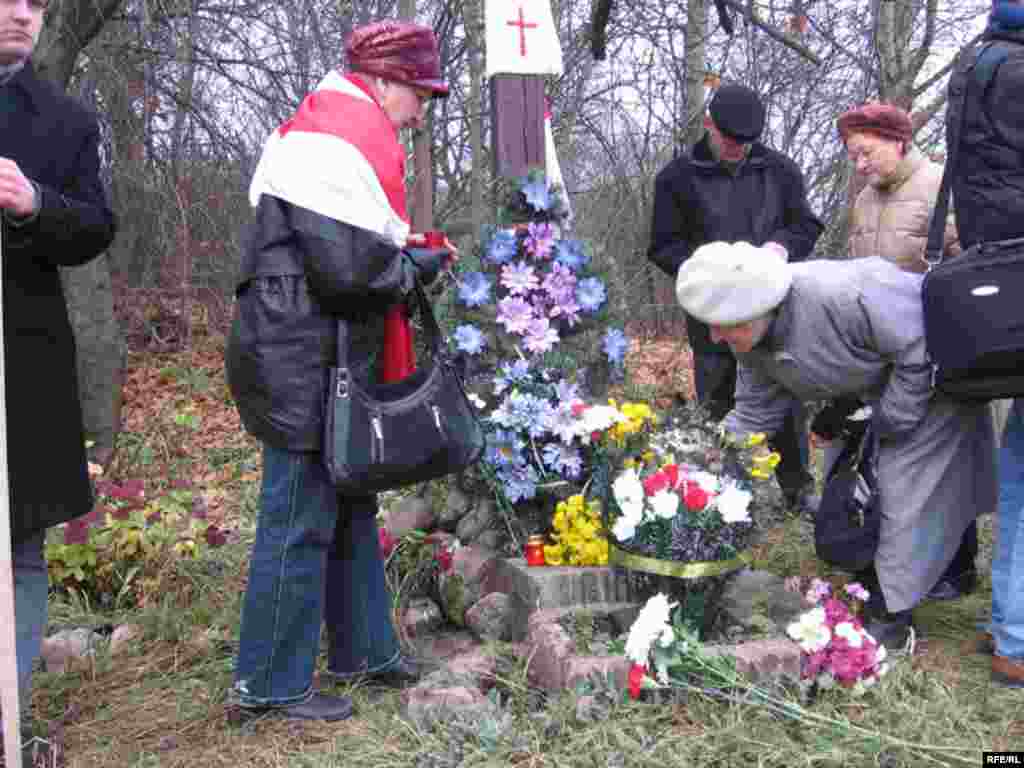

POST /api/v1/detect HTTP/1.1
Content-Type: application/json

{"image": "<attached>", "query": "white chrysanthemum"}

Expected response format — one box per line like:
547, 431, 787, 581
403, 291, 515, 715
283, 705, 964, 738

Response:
786, 607, 831, 653
834, 622, 864, 648
625, 593, 677, 664
612, 512, 640, 541
716, 483, 752, 523
649, 489, 679, 520
613, 469, 644, 509
577, 404, 626, 436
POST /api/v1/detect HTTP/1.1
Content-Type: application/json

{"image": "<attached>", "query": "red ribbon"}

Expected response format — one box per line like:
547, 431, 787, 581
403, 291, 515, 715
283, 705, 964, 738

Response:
381, 304, 416, 382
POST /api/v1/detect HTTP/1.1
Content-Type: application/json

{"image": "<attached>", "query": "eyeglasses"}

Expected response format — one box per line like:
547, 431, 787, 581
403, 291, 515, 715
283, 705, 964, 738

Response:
0, 0, 49, 10
413, 87, 432, 105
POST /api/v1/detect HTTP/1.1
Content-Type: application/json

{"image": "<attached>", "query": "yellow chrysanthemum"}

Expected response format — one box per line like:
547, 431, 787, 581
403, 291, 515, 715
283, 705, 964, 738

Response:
745, 433, 767, 447
543, 545, 565, 565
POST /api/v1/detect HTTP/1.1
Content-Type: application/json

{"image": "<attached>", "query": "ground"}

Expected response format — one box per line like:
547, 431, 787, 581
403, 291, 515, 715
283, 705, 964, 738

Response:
16, 327, 1024, 767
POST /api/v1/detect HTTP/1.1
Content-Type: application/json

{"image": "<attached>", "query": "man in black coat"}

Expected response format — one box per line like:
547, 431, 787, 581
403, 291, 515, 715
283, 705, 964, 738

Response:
648, 84, 823, 512
1, 0, 116, 732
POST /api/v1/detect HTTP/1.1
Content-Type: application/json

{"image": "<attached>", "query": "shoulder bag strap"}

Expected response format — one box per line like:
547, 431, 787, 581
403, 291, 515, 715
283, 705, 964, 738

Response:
925, 42, 1011, 269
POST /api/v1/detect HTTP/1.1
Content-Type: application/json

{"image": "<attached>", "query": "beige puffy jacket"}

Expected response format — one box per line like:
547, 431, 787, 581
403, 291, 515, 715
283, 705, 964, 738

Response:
848, 147, 960, 273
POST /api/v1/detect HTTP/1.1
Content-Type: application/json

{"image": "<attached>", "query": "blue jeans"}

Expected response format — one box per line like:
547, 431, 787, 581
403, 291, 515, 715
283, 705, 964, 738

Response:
233, 444, 399, 708
993, 399, 1024, 661
14, 531, 48, 713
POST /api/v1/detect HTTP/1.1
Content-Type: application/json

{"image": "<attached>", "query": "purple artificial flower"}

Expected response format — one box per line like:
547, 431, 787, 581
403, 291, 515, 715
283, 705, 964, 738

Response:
576, 277, 607, 312
554, 238, 589, 270
526, 222, 555, 260
544, 264, 581, 325
501, 261, 540, 295
457, 272, 492, 307
555, 378, 580, 403
602, 328, 629, 366
498, 463, 540, 503
453, 324, 486, 355
844, 582, 871, 602
486, 229, 520, 264
524, 316, 560, 354
544, 402, 581, 444
497, 296, 536, 335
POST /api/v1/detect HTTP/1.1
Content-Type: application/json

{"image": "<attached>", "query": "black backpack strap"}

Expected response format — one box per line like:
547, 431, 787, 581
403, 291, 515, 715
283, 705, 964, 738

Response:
925, 42, 1012, 269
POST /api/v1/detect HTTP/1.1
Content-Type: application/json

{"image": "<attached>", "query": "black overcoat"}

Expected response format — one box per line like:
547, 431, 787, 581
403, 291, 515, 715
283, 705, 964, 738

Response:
0, 63, 116, 541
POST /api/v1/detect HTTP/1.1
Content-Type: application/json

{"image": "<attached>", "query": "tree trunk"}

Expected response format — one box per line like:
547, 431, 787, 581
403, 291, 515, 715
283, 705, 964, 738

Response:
35, 0, 128, 466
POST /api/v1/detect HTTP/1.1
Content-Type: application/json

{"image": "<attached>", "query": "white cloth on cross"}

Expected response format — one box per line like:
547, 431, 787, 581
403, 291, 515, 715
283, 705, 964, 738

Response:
544, 108, 572, 221
485, 0, 563, 77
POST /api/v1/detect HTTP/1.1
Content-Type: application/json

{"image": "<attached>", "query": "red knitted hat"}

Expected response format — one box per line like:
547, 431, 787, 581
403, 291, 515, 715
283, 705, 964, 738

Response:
345, 20, 449, 98
837, 102, 912, 144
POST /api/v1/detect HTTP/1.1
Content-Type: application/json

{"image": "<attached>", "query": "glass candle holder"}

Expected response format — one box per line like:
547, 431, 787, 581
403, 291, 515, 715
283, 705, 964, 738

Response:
525, 534, 546, 566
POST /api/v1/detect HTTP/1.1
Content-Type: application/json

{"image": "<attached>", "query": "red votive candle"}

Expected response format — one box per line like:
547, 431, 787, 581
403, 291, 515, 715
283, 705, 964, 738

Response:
525, 534, 546, 566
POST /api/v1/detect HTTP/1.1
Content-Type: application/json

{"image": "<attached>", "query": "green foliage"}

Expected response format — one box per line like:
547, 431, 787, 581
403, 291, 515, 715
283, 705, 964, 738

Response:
46, 478, 229, 610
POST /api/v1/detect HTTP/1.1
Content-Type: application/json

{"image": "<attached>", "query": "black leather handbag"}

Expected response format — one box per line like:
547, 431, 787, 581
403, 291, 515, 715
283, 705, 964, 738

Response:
814, 425, 880, 573
922, 41, 1024, 402
323, 281, 485, 494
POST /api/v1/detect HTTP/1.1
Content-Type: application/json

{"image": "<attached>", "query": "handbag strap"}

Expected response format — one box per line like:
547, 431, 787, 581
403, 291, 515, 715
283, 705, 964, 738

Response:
334, 279, 442, 373
925, 41, 1012, 270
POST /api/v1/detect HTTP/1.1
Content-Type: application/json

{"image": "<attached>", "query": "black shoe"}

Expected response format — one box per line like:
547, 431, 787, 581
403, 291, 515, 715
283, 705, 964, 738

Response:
239, 693, 354, 722
864, 610, 914, 651
926, 569, 978, 601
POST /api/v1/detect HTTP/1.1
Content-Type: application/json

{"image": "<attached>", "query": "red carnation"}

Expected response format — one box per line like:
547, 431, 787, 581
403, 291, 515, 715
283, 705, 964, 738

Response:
378, 527, 397, 559
663, 464, 680, 489
435, 546, 454, 573
571, 402, 587, 417
628, 664, 647, 700
643, 471, 670, 497
683, 484, 709, 511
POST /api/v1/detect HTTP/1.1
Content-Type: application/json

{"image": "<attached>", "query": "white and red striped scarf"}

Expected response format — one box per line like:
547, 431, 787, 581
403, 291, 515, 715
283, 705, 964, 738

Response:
249, 71, 411, 246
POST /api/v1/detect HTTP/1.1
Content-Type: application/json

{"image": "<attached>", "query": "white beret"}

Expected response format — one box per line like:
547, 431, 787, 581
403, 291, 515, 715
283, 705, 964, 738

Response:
675, 241, 792, 325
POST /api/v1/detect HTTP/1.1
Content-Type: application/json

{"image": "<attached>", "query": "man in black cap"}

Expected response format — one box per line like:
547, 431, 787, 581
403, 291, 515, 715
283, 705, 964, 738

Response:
648, 83, 823, 515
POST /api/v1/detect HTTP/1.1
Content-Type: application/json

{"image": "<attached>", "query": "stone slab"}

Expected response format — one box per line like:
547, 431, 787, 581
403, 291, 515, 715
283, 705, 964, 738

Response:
488, 558, 639, 639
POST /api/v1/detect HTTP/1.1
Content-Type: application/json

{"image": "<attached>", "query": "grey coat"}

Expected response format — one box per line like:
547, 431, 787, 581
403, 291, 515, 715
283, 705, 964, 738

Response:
724, 258, 997, 611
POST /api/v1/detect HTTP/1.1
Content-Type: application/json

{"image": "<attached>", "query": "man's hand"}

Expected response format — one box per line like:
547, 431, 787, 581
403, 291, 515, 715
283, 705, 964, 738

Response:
406, 232, 460, 269
0, 158, 38, 218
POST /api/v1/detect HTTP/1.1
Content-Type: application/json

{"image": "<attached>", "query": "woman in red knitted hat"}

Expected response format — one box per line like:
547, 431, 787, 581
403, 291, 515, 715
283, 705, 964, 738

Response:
227, 20, 455, 722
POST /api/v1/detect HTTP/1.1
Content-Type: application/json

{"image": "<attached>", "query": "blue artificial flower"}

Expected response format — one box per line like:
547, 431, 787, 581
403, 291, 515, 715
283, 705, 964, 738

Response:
603, 327, 629, 367
522, 178, 551, 212
486, 229, 519, 265
486, 429, 525, 468
542, 442, 584, 478
498, 463, 540, 503
494, 359, 532, 395
457, 272, 492, 307
576, 277, 607, 313
453, 324, 486, 355
508, 391, 554, 438
553, 238, 589, 270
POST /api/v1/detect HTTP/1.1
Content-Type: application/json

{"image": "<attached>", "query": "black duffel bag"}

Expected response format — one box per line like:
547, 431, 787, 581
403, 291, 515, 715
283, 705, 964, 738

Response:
814, 424, 880, 573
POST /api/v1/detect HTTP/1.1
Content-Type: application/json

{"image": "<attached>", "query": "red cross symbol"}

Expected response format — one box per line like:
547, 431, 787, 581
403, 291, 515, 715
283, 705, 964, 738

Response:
507, 5, 538, 57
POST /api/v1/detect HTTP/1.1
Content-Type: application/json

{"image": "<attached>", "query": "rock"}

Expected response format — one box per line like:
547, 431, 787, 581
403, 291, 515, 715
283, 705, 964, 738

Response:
402, 598, 444, 639
437, 545, 500, 625
385, 494, 436, 538
719, 568, 803, 635
436, 487, 473, 530
455, 498, 499, 543
473, 529, 504, 552
465, 593, 515, 642
41, 628, 100, 673
402, 685, 487, 729
564, 655, 631, 692
444, 649, 498, 692
704, 638, 803, 685
524, 620, 575, 691
414, 630, 478, 663
108, 624, 143, 655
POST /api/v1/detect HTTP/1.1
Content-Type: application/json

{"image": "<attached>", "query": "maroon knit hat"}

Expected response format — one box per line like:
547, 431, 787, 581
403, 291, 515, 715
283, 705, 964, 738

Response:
837, 102, 912, 144
345, 20, 449, 98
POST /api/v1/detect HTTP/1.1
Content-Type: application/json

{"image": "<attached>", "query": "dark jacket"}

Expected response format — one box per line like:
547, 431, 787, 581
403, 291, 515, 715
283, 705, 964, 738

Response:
226, 195, 432, 451
948, 26, 1024, 249
1, 64, 117, 541
647, 133, 823, 352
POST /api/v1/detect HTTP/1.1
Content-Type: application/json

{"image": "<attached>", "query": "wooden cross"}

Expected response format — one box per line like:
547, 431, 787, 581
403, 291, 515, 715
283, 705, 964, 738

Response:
507, 6, 538, 57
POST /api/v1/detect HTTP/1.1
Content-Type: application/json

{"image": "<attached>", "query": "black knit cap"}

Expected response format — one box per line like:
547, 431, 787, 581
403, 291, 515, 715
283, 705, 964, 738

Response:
708, 84, 766, 142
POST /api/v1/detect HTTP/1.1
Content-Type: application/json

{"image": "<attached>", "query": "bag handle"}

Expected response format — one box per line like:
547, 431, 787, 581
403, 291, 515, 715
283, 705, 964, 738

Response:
925, 41, 1010, 270
334, 279, 442, 374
